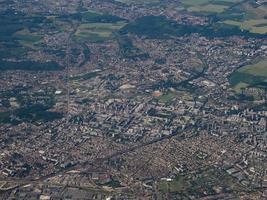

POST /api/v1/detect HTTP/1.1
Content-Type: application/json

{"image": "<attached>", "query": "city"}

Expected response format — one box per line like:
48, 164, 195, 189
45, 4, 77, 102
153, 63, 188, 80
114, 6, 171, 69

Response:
0, 0, 266, 199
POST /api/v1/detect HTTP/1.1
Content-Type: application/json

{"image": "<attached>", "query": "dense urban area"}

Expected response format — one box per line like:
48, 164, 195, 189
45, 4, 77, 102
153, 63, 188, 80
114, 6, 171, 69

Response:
0, 0, 266, 199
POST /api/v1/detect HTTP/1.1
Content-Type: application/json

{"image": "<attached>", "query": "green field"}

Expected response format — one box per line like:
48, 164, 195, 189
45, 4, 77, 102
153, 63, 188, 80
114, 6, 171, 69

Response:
238, 58, 267, 77
181, 0, 211, 6
188, 4, 228, 13
158, 167, 246, 197
70, 71, 100, 81
219, 1, 267, 34
14, 29, 43, 49
229, 57, 267, 92
157, 92, 177, 104
75, 22, 126, 42
115, 0, 159, 4
223, 19, 267, 34
180, 0, 267, 34
214, 0, 243, 2
159, 176, 187, 193
180, 0, 242, 14
181, 0, 243, 6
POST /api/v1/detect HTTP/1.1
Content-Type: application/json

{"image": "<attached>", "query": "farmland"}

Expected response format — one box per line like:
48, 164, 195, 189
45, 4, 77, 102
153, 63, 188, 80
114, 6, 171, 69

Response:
223, 19, 267, 34
228, 57, 267, 92
13, 28, 43, 49
187, 4, 228, 13
75, 22, 126, 42
218, 1, 267, 35
179, 0, 267, 35
181, 0, 243, 14
114, 0, 159, 4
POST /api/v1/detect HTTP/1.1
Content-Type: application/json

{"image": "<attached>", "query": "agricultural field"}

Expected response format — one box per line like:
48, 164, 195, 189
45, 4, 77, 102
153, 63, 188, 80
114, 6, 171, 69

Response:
74, 21, 126, 42
187, 4, 228, 13
218, 1, 267, 34
223, 19, 267, 34
180, 0, 267, 34
180, 0, 243, 14
72, 10, 127, 42
114, 0, 159, 4
228, 57, 267, 92
181, 0, 243, 7
181, 0, 212, 6
13, 28, 43, 49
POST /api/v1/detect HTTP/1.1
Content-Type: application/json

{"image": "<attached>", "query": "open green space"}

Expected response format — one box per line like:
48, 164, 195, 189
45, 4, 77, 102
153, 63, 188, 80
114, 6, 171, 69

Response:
0, 9, 119, 70
228, 57, 267, 92
181, 0, 211, 6
157, 92, 177, 104
14, 29, 42, 42
13, 28, 43, 48
0, 10, 66, 70
120, 15, 260, 39
72, 10, 127, 42
159, 176, 187, 193
0, 104, 63, 125
70, 71, 100, 81
159, 168, 248, 198
223, 19, 267, 34
180, 0, 243, 14
216, 1, 267, 34
114, 0, 159, 4
238, 58, 267, 77
117, 36, 149, 60
75, 21, 126, 42
214, 0, 243, 3
0, 9, 120, 70
188, 4, 228, 13
179, 0, 267, 35
0, 90, 62, 125
181, 0, 243, 6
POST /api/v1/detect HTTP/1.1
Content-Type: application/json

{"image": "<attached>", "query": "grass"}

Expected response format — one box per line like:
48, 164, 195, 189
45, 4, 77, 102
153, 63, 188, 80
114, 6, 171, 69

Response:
217, 1, 267, 34
75, 22, 126, 42
239, 58, 267, 77
180, 0, 267, 34
158, 167, 248, 197
241, 4, 267, 20
157, 92, 176, 104
181, 0, 211, 6
180, 0, 239, 14
233, 82, 249, 93
13, 29, 42, 49
14, 29, 42, 42
181, 0, 243, 6
214, 0, 243, 2
159, 176, 186, 193
229, 57, 267, 92
223, 19, 267, 34
114, 0, 159, 4
188, 4, 228, 13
